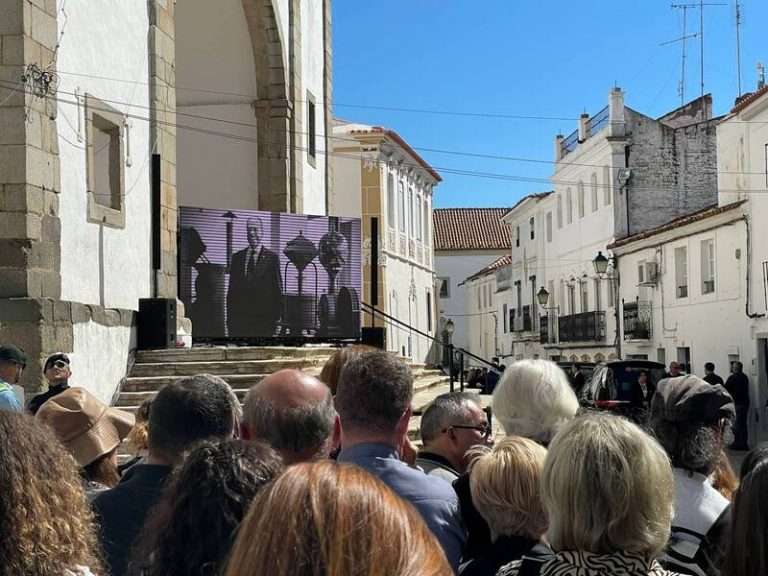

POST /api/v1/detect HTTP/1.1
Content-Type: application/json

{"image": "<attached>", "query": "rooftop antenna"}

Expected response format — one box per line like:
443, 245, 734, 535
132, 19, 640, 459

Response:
758, 63, 766, 90
661, 4, 697, 107
735, 0, 743, 96
670, 2, 726, 101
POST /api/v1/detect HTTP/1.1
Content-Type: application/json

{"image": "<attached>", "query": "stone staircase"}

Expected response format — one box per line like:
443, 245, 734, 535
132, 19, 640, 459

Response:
116, 346, 456, 440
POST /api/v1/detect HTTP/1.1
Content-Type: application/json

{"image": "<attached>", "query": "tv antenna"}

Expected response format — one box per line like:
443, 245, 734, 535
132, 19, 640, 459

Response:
667, 1, 726, 102
735, 0, 743, 96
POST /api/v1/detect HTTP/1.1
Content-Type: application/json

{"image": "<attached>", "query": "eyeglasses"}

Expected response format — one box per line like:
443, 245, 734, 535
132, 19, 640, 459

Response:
443, 423, 492, 439
51, 360, 69, 369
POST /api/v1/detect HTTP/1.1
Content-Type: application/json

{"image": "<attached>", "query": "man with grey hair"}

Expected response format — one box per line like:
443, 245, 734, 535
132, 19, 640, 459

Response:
226, 217, 282, 337
336, 350, 466, 572
416, 392, 491, 483
242, 369, 337, 464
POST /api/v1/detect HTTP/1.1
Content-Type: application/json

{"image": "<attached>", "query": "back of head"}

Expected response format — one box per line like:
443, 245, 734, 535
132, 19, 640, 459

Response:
704, 362, 715, 372
225, 461, 452, 576
243, 370, 335, 464
543, 413, 673, 558
0, 411, 103, 574
149, 374, 237, 464
335, 351, 413, 435
319, 345, 376, 395
649, 375, 734, 475
723, 459, 768, 576
134, 439, 283, 576
420, 392, 480, 445
491, 359, 578, 444
469, 436, 548, 540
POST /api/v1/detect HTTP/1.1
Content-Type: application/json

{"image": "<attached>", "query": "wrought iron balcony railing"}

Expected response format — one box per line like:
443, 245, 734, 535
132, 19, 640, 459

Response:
557, 311, 606, 343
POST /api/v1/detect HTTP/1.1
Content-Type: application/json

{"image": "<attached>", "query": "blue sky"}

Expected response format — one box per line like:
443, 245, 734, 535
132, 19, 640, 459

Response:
332, 1, 768, 208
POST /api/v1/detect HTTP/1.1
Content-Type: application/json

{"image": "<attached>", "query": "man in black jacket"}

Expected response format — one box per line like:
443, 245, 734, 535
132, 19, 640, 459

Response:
703, 362, 725, 387
93, 374, 239, 576
27, 352, 71, 414
226, 218, 282, 338
725, 361, 750, 450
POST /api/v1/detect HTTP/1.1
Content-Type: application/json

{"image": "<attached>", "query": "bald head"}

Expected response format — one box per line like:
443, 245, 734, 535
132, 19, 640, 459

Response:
243, 370, 336, 464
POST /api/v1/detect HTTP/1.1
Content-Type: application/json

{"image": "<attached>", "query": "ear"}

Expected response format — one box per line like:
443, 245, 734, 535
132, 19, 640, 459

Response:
394, 406, 413, 440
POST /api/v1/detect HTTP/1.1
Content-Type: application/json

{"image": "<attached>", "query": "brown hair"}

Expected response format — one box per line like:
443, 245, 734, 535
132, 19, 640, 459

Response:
319, 345, 375, 395
0, 411, 104, 575
712, 449, 738, 501
125, 396, 152, 455
83, 447, 121, 488
224, 461, 451, 576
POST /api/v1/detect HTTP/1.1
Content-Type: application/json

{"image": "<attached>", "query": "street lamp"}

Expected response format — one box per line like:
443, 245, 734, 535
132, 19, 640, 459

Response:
537, 287, 550, 307
445, 318, 455, 336
592, 251, 621, 359
537, 286, 559, 344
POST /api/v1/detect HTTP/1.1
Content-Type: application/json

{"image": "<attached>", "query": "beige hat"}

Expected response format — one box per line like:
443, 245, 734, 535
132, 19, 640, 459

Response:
36, 387, 135, 467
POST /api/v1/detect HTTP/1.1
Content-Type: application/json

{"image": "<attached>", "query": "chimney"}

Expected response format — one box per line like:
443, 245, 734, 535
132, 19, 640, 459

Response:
608, 87, 626, 138
578, 113, 589, 142
555, 134, 564, 162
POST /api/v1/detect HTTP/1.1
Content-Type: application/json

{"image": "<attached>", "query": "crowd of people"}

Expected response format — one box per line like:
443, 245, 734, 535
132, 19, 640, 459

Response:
0, 341, 765, 576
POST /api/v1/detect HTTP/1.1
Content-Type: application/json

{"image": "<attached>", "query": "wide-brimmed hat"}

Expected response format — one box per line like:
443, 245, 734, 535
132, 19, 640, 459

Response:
36, 387, 135, 467
651, 375, 735, 424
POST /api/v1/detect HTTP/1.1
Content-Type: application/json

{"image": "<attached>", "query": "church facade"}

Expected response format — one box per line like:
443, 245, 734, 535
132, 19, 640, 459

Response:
0, 0, 333, 402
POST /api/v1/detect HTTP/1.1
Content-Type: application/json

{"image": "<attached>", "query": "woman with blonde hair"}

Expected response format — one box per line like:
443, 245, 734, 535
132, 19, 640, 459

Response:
498, 412, 679, 576
0, 411, 104, 575
224, 461, 452, 576
460, 437, 549, 575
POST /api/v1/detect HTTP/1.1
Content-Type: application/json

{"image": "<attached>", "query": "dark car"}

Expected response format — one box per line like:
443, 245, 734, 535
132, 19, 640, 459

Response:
557, 362, 597, 396
579, 360, 666, 423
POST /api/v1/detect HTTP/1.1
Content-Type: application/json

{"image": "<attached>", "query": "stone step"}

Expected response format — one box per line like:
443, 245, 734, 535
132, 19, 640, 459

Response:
129, 357, 331, 377
134, 346, 335, 364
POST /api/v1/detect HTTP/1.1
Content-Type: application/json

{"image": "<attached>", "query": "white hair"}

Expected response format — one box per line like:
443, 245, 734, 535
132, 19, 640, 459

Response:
491, 359, 578, 444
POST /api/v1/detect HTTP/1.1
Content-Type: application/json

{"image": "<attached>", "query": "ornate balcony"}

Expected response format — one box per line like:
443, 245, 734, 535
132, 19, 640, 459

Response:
557, 311, 606, 343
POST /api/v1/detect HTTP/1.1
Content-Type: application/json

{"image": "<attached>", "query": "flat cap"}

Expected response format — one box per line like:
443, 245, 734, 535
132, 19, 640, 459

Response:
651, 375, 735, 423
0, 345, 27, 366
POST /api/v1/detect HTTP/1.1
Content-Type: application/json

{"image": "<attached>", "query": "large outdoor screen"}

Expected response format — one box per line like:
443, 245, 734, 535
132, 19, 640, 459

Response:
179, 207, 362, 342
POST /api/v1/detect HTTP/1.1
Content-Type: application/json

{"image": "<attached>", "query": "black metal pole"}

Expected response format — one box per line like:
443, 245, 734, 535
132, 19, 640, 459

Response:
449, 343, 455, 393
459, 350, 465, 392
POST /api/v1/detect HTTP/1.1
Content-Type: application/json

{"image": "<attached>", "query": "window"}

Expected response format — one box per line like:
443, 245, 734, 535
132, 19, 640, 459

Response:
591, 173, 598, 212
546, 212, 553, 243
566, 188, 573, 224
426, 290, 432, 332
503, 303, 508, 333
509, 307, 515, 332
529, 217, 535, 240
408, 188, 414, 237
306, 91, 317, 165
515, 281, 522, 314
638, 260, 645, 285
530, 276, 537, 316
675, 246, 688, 298
557, 195, 563, 228
398, 181, 406, 231
567, 284, 576, 314
438, 277, 450, 299
86, 94, 126, 227
488, 283, 493, 307
580, 280, 589, 312
515, 226, 520, 248
477, 285, 482, 309
416, 196, 423, 241
577, 182, 585, 218
423, 197, 430, 246
603, 165, 612, 205
701, 239, 715, 294
594, 278, 602, 311
387, 173, 395, 228
657, 348, 666, 365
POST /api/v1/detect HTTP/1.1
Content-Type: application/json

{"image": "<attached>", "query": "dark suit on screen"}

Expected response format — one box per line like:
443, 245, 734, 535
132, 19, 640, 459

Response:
227, 245, 282, 337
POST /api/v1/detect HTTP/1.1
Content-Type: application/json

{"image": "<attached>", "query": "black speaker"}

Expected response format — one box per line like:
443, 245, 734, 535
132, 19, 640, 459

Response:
138, 298, 177, 349
361, 326, 385, 350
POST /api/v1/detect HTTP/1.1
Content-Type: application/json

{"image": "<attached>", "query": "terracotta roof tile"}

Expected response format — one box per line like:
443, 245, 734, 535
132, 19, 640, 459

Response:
731, 84, 768, 115
433, 208, 512, 251
464, 254, 512, 283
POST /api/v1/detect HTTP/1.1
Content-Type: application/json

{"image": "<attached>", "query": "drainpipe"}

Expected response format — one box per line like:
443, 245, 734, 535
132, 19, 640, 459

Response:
744, 215, 766, 319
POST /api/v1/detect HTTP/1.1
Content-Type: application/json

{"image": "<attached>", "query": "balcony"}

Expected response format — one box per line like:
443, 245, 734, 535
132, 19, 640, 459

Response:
623, 301, 652, 340
522, 305, 533, 331
557, 311, 606, 343
586, 106, 609, 138
560, 129, 579, 158
540, 315, 549, 344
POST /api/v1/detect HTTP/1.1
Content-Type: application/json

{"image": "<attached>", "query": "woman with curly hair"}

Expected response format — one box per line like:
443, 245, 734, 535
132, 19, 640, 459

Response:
130, 439, 283, 576
0, 411, 103, 576
224, 461, 452, 576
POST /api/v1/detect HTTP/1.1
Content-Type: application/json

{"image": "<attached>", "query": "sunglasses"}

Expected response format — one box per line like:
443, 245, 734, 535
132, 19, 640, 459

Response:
49, 360, 69, 370
443, 423, 492, 439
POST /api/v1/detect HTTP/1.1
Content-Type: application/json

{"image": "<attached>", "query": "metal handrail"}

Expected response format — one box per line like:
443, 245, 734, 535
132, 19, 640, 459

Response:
360, 302, 500, 392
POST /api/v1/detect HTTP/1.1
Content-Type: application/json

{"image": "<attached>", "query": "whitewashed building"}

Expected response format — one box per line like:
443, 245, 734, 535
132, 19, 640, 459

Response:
433, 208, 513, 354
330, 121, 440, 364
462, 255, 511, 363
0, 0, 332, 401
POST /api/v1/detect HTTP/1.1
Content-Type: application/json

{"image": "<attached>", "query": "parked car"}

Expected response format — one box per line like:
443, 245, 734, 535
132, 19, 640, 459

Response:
556, 362, 597, 396
578, 360, 666, 422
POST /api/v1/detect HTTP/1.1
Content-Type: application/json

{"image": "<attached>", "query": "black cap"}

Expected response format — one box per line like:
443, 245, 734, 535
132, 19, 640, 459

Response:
43, 352, 70, 372
651, 375, 735, 423
0, 345, 27, 366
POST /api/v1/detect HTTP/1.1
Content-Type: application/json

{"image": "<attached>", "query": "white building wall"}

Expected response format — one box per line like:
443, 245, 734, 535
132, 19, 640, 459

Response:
56, 0, 152, 310
175, 0, 260, 211
71, 322, 133, 405
464, 274, 500, 363
300, 0, 328, 216
436, 250, 508, 352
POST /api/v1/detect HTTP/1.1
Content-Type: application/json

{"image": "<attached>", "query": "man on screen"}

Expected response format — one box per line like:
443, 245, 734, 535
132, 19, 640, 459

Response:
227, 218, 283, 337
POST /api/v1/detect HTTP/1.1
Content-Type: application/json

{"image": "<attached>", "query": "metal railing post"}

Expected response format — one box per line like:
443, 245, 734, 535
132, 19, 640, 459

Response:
449, 343, 455, 393
459, 351, 465, 392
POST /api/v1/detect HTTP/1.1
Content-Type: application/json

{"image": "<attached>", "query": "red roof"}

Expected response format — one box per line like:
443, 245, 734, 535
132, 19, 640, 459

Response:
608, 200, 746, 250
464, 254, 512, 282
433, 208, 512, 251
731, 84, 768, 115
